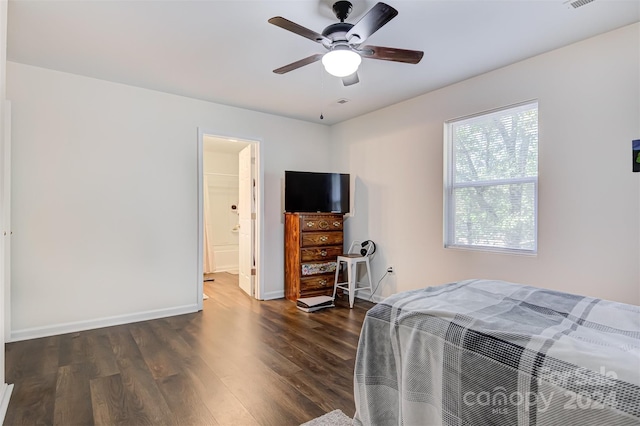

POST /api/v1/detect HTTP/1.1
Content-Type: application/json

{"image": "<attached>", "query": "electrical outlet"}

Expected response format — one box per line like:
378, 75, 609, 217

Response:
387, 266, 394, 273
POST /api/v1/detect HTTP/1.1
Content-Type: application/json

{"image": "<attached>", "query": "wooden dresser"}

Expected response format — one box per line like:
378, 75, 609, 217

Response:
284, 212, 344, 301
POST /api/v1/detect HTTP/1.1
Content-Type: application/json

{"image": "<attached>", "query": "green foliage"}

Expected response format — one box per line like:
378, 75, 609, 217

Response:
451, 106, 538, 250
453, 108, 538, 182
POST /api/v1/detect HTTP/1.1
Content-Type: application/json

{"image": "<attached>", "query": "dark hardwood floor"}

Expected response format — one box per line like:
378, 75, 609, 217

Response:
4, 273, 374, 425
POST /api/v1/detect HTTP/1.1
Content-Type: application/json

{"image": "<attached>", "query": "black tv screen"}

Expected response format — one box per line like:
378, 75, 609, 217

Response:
285, 171, 350, 214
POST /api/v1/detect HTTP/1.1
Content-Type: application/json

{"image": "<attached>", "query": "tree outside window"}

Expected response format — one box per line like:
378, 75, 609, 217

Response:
444, 101, 538, 253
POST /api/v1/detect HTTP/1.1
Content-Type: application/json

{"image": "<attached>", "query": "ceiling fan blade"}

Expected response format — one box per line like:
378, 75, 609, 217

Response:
268, 17, 329, 44
273, 53, 324, 74
360, 45, 424, 64
342, 72, 359, 86
346, 2, 398, 45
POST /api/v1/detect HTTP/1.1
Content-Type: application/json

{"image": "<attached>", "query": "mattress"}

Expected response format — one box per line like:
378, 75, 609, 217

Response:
354, 279, 640, 425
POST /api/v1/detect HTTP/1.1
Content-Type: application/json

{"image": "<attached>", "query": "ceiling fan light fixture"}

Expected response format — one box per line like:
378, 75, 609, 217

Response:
322, 48, 361, 77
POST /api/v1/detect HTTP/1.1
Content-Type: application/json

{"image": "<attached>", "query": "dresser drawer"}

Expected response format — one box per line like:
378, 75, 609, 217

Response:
301, 215, 343, 232
301, 261, 337, 276
300, 273, 335, 292
301, 246, 343, 262
301, 232, 343, 247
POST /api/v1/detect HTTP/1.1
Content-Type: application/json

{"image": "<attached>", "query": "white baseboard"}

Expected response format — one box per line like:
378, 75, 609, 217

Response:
8, 304, 199, 342
0, 383, 14, 423
214, 268, 239, 274
356, 291, 384, 303
339, 289, 383, 304
261, 289, 285, 300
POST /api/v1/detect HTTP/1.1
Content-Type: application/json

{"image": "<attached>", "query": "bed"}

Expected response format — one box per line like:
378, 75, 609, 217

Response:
353, 279, 640, 425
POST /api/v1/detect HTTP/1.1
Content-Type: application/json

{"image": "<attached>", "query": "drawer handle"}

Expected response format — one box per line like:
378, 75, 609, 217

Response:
333, 221, 341, 227
319, 236, 328, 242
318, 220, 329, 229
320, 250, 327, 257
306, 222, 315, 227
318, 279, 327, 285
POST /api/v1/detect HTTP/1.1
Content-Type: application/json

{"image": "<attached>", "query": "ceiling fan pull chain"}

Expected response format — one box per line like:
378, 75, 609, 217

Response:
320, 61, 325, 120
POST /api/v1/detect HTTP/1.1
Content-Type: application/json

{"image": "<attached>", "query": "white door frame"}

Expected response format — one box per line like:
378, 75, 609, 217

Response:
2, 101, 10, 340
196, 128, 263, 309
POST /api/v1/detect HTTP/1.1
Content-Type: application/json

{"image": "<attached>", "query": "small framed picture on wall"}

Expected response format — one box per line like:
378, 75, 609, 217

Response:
634, 140, 640, 173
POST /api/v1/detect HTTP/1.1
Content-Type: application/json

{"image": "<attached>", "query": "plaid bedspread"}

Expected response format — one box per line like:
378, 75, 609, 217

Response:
354, 279, 640, 425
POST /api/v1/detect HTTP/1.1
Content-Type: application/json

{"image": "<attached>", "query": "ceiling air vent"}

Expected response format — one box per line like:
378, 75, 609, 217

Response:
564, 0, 595, 8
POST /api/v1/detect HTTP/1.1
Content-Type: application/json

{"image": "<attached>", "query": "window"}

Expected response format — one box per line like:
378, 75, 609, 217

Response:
444, 101, 538, 253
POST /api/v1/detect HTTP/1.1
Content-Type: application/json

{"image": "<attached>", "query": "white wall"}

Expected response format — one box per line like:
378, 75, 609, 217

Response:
331, 23, 640, 305
204, 151, 240, 174
7, 62, 331, 339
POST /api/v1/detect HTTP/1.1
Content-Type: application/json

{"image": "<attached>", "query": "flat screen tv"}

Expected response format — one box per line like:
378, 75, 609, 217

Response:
285, 171, 350, 214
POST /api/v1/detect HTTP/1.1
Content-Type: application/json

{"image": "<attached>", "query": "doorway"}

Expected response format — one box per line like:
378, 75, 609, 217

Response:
197, 131, 262, 310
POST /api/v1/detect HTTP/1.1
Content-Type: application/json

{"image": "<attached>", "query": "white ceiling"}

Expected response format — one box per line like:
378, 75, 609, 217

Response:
7, 0, 640, 125
203, 135, 249, 154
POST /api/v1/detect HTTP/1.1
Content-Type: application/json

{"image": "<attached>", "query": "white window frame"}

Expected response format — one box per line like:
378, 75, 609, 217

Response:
443, 101, 538, 254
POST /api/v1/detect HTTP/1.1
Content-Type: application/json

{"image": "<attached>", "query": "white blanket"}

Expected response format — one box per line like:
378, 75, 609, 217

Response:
354, 279, 640, 425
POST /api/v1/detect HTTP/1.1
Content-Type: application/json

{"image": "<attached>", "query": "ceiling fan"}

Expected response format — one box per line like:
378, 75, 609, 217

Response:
268, 1, 424, 86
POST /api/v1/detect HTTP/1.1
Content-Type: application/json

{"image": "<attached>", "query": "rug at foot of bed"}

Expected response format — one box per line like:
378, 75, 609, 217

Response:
301, 409, 352, 426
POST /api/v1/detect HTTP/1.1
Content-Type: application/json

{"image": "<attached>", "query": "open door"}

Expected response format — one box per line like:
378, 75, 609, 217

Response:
238, 144, 255, 296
